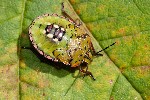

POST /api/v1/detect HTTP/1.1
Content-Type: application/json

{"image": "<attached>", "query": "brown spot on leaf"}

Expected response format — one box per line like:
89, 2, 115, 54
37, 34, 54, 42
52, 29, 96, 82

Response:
76, 10, 80, 15
70, 0, 76, 4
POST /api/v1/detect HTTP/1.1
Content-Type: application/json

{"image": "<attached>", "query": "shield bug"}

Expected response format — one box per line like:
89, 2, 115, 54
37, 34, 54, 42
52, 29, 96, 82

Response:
26, 3, 116, 80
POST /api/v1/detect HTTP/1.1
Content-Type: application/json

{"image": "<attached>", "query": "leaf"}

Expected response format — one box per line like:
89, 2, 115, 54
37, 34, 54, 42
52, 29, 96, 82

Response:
0, 0, 22, 99
70, 0, 150, 99
0, 0, 150, 100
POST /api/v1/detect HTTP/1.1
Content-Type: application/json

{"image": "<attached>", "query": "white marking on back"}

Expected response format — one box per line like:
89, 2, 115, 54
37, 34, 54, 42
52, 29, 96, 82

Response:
53, 38, 58, 42
61, 28, 65, 31
47, 34, 53, 38
43, 30, 46, 34
58, 33, 63, 37
46, 29, 50, 32
54, 24, 59, 28
47, 23, 51, 25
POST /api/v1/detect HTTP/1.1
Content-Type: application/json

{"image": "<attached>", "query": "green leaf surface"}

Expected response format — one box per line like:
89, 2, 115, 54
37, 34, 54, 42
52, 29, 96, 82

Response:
0, 0, 150, 100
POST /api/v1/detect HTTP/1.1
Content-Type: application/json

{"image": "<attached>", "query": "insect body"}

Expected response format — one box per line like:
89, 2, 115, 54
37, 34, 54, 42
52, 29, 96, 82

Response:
28, 4, 116, 80
29, 13, 96, 77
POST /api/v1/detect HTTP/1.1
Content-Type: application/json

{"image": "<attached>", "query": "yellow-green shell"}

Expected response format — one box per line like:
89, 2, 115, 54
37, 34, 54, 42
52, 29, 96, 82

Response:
29, 14, 93, 67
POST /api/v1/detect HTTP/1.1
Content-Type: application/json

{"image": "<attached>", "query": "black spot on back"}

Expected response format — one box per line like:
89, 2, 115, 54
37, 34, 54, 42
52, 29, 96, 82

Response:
39, 24, 42, 28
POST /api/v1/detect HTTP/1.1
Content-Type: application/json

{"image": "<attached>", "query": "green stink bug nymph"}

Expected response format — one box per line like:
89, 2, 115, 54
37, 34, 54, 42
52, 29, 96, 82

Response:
25, 3, 116, 80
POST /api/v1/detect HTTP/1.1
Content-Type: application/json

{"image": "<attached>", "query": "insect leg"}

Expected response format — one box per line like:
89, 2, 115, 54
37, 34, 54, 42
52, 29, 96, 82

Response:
74, 18, 82, 26
61, 2, 82, 26
79, 66, 96, 80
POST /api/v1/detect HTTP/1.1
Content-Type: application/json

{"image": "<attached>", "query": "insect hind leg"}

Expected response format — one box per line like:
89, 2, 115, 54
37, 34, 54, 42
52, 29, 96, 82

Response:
79, 66, 96, 80
61, 2, 82, 26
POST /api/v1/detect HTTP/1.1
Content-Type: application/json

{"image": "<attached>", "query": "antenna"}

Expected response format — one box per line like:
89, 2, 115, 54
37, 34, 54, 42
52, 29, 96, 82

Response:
96, 42, 116, 54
